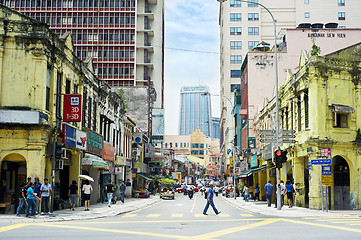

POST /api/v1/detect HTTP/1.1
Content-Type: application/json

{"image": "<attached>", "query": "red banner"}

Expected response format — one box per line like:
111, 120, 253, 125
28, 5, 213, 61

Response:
63, 94, 82, 122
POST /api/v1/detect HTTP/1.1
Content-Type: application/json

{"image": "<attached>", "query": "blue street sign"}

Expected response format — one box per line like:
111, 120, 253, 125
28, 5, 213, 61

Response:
322, 166, 332, 175
311, 159, 332, 165
308, 162, 312, 170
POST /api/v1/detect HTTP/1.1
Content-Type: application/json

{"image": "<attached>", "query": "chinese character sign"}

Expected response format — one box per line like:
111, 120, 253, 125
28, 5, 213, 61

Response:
63, 94, 82, 122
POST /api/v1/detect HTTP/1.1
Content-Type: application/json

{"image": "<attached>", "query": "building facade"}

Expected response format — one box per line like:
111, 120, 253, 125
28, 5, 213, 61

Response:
0, 6, 134, 213
179, 86, 212, 137
218, 0, 361, 182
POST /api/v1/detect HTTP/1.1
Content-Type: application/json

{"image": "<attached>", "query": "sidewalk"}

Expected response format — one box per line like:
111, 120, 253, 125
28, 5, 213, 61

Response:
221, 196, 361, 218
0, 196, 161, 223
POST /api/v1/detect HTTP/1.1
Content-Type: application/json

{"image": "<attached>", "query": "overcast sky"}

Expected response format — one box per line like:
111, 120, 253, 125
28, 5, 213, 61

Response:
164, 0, 220, 135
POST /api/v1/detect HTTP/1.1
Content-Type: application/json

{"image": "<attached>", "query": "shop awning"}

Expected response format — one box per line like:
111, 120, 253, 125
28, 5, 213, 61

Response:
239, 170, 252, 178
332, 104, 355, 113
82, 153, 109, 170
137, 174, 152, 181
250, 165, 267, 173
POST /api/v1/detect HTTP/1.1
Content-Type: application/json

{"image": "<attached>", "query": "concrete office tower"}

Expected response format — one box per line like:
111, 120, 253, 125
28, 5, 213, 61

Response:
218, 0, 361, 160
5, 0, 165, 134
179, 86, 212, 137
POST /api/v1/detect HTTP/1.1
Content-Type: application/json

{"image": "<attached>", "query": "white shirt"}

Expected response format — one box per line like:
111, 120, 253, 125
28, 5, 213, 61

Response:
82, 184, 93, 194
40, 183, 52, 197
276, 183, 286, 195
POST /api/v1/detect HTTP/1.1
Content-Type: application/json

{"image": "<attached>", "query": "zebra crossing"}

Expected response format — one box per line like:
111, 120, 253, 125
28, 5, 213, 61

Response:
121, 213, 254, 218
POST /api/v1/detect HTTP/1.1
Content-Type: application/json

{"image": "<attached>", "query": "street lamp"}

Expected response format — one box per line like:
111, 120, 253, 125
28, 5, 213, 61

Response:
217, 0, 281, 209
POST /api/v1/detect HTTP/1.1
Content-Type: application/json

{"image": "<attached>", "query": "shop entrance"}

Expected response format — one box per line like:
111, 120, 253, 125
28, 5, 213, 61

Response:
0, 154, 26, 214
333, 156, 350, 210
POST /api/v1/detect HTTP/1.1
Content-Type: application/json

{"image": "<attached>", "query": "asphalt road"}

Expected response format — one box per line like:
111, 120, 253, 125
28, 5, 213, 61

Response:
1, 193, 361, 239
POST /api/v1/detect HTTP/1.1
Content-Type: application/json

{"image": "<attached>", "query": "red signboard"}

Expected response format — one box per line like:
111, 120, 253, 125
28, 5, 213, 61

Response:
102, 143, 115, 162
320, 148, 331, 157
63, 94, 82, 122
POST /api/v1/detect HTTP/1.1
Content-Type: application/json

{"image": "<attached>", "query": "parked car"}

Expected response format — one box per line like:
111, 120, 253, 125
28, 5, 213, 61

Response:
160, 184, 175, 199
187, 185, 199, 192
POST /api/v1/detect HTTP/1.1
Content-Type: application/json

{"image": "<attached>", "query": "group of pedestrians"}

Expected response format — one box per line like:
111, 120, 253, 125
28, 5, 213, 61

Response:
16, 177, 52, 217
264, 180, 296, 208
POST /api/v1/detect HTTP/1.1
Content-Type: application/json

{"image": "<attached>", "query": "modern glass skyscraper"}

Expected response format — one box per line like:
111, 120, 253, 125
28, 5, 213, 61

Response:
179, 86, 212, 137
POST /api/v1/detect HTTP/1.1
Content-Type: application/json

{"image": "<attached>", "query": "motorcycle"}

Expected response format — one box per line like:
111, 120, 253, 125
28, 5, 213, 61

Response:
188, 188, 194, 199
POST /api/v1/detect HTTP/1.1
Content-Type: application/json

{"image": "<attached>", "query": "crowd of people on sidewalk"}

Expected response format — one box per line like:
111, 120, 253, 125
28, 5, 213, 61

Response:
238, 180, 297, 208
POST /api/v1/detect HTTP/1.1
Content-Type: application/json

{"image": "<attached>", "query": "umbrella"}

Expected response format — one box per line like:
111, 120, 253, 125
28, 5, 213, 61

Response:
78, 175, 94, 182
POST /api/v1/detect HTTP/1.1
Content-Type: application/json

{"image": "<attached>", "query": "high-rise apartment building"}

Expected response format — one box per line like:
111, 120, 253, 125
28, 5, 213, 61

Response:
179, 86, 212, 137
218, 0, 361, 161
4, 0, 165, 135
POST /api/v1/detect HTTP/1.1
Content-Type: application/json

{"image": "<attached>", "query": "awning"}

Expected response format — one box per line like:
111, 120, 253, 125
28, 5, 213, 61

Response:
239, 170, 252, 178
82, 153, 109, 170
250, 165, 267, 173
332, 104, 355, 113
137, 174, 152, 181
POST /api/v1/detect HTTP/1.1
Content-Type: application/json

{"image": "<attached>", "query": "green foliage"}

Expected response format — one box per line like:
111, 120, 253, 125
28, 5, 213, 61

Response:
117, 88, 128, 109
158, 178, 176, 185
310, 37, 321, 56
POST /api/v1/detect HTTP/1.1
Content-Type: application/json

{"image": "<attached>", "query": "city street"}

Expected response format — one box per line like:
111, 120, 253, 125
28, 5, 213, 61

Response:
1, 193, 361, 239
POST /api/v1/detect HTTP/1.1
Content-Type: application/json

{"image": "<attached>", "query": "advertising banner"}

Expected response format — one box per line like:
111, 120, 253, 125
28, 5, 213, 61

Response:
250, 155, 258, 168
76, 129, 87, 150
102, 143, 115, 162
116, 156, 126, 166
63, 94, 82, 122
62, 124, 76, 147
86, 129, 103, 156
151, 108, 164, 142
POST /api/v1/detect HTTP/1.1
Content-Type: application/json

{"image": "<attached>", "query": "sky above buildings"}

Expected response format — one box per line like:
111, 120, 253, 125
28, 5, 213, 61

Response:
164, 0, 220, 135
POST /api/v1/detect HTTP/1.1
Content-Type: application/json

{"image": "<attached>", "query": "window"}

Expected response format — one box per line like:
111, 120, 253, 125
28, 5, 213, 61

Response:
230, 0, 241, 7
248, 27, 259, 35
248, 41, 259, 50
230, 84, 241, 92
230, 55, 242, 64
304, 0, 309, 4
339, 26, 346, 29
170, 143, 172, 147
230, 27, 242, 35
338, 12, 345, 20
65, 79, 71, 94
175, 143, 178, 147
231, 70, 241, 78
304, 92, 309, 129
338, 0, 345, 6
248, 0, 258, 7
180, 143, 182, 147
248, 13, 259, 21
184, 143, 187, 147
297, 96, 302, 131
230, 41, 242, 49
165, 143, 168, 148
305, 12, 310, 18
230, 13, 241, 21
334, 113, 348, 128
46, 67, 51, 111
56, 72, 62, 119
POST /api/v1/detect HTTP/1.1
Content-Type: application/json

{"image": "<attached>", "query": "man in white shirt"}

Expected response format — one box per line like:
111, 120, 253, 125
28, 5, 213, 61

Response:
275, 180, 286, 208
40, 178, 52, 214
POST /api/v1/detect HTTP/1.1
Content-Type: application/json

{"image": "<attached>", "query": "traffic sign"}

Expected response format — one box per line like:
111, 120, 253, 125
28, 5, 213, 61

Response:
322, 166, 333, 186
322, 166, 332, 175
260, 138, 281, 144
281, 130, 296, 134
311, 159, 332, 165
282, 139, 296, 143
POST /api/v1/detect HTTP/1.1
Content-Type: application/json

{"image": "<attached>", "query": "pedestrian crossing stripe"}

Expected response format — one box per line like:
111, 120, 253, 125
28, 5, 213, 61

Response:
218, 213, 231, 217
240, 214, 254, 217
146, 214, 160, 218
171, 214, 184, 217
194, 214, 207, 217
122, 214, 137, 218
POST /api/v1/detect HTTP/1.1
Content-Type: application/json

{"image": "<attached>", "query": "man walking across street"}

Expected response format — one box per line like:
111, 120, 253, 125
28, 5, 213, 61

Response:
40, 178, 52, 214
264, 181, 274, 207
33, 177, 41, 214
105, 180, 114, 207
203, 184, 221, 215
119, 180, 126, 204
26, 182, 41, 217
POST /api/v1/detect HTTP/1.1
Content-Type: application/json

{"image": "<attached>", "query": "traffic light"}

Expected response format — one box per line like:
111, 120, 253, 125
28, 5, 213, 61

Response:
274, 150, 283, 168
55, 143, 65, 158
281, 150, 288, 163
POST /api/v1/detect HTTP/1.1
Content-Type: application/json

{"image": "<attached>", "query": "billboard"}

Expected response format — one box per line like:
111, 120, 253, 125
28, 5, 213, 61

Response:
151, 108, 164, 142
62, 124, 76, 147
76, 129, 87, 150
63, 94, 82, 122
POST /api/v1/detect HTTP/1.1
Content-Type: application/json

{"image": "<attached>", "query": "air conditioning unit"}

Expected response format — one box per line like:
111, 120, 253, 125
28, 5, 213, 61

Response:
60, 149, 68, 159
55, 159, 64, 170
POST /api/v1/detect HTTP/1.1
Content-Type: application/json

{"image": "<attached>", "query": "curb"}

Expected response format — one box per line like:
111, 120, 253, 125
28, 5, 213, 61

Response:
0, 198, 161, 223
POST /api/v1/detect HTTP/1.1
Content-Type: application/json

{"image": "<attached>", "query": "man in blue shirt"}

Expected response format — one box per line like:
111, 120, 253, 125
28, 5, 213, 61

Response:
264, 181, 274, 207
33, 177, 42, 214
203, 184, 221, 215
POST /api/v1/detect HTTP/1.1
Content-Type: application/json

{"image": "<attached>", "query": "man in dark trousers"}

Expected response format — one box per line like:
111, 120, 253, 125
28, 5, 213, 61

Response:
264, 181, 274, 207
105, 180, 114, 207
119, 180, 126, 204
203, 184, 221, 215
